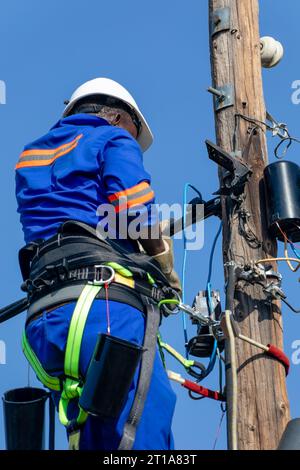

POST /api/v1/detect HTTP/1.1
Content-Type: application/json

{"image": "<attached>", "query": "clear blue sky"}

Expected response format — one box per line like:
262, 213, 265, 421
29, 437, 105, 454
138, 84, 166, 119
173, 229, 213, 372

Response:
1, 0, 300, 450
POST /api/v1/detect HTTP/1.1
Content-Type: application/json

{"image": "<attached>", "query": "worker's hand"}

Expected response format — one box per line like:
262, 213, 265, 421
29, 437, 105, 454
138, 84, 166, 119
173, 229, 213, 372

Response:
152, 221, 182, 297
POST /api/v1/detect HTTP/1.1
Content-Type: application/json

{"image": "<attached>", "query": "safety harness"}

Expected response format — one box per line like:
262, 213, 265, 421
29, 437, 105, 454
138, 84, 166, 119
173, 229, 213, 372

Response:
20, 220, 176, 450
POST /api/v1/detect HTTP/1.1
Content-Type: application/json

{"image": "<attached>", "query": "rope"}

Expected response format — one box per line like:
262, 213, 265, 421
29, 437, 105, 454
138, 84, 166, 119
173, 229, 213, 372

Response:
254, 223, 300, 312
213, 409, 226, 450
255, 257, 300, 270
225, 310, 238, 451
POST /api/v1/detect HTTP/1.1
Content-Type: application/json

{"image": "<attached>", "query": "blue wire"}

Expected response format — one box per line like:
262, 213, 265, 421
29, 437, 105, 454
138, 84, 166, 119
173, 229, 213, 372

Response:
182, 183, 203, 353
200, 221, 223, 381
206, 281, 214, 316
201, 337, 218, 379
290, 242, 300, 260
181, 183, 221, 377
181, 248, 189, 348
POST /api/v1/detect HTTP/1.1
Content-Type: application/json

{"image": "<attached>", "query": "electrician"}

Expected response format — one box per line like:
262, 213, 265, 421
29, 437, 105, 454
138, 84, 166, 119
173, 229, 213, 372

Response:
15, 78, 181, 450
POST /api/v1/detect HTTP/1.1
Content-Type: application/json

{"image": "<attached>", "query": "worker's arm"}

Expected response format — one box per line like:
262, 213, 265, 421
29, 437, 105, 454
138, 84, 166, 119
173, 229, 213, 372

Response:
102, 128, 181, 293
139, 238, 165, 255
137, 222, 164, 255
138, 221, 181, 294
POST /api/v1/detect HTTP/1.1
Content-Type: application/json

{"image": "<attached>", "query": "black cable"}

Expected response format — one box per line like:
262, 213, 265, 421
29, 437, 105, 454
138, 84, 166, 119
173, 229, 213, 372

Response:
281, 297, 300, 314
221, 402, 227, 413
274, 137, 293, 160
235, 112, 300, 160
48, 394, 56, 450
188, 390, 206, 401
243, 275, 300, 315
225, 263, 236, 312
218, 349, 224, 393
238, 207, 262, 249
0, 298, 28, 324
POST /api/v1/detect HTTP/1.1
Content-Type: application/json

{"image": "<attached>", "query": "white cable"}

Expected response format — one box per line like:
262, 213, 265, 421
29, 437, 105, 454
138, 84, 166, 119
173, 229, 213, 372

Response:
225, 310, 238, 451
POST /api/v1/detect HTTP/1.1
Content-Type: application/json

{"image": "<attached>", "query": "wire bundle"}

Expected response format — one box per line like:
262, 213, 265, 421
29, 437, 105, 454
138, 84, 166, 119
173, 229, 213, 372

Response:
181, 183, 223, 380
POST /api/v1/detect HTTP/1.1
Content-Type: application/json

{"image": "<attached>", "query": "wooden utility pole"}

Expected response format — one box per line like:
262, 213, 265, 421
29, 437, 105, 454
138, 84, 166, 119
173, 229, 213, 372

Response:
208, 0, 290, 450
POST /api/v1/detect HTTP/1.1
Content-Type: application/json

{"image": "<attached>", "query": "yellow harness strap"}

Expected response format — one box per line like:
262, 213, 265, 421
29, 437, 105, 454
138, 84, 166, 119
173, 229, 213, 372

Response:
59, 283, 102, 449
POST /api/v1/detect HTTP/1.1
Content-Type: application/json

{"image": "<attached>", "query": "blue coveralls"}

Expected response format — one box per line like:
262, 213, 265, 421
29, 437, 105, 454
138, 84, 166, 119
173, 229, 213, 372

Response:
15, 114, 176, 450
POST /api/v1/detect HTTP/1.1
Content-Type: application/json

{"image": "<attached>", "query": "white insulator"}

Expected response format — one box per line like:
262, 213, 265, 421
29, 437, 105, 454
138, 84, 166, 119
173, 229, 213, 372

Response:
260, 36, 284, 68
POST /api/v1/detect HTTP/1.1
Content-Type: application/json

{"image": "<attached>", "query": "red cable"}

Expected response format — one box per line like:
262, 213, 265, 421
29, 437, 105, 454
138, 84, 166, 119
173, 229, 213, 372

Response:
277, 222, 300, 250
267, 344, 290, 376
182, 379, 226, 402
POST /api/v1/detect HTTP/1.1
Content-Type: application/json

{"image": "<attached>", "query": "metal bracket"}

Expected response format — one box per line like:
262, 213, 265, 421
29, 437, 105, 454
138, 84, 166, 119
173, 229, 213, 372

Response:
208, 84, 234, 112
206, 140, 252, 196
230, 150, 242, 159
234, 263, 286, 300
211, 7, 231, 37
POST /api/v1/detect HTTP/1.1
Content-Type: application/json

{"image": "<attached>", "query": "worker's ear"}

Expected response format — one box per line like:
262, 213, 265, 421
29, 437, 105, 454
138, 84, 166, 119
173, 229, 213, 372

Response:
112, 113, 121, 126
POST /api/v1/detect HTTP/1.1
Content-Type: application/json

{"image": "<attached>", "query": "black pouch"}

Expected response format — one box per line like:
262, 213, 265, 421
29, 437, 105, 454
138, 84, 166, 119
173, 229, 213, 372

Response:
3, 387, 55, 450
79, 334, 143, 419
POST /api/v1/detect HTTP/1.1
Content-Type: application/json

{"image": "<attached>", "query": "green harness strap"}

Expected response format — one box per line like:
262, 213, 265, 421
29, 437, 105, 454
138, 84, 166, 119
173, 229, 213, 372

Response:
157, 333, 206, 382
22, 283, 102, 432
157, 334, 194, 370
59, 283, 102, 428
22, 331, 61, 391
106, 261, 156, 286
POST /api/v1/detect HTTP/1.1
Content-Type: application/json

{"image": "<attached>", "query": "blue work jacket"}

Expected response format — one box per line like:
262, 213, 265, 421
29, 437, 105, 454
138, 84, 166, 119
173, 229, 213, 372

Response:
15, 114, 155, 246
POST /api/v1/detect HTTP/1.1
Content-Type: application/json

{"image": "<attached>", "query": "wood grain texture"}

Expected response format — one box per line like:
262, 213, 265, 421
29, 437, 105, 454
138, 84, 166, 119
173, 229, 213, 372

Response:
208, 0, 290, 450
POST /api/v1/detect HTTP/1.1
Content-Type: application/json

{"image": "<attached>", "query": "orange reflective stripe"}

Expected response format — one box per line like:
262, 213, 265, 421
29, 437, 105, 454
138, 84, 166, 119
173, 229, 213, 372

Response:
15, 134, 83, 170
108, 181, 150, 203
19, 134, 82, 158
114, 190, 155, 213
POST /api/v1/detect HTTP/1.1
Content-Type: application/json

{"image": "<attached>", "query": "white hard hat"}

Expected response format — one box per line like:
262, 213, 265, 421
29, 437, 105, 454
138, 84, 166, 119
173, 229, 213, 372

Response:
63, 78, 153, 152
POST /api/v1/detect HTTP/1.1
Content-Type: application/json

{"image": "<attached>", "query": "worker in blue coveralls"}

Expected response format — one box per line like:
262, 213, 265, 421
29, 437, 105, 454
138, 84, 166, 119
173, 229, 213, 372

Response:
15, 78, 181, 450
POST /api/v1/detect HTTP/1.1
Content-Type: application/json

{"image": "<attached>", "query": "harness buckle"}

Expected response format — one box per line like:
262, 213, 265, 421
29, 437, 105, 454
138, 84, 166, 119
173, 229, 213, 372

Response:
92, 265, 115, 286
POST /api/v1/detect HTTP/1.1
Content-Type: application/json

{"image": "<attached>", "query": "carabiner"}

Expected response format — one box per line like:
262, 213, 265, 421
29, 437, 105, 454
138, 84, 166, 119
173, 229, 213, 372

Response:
186, 361, 206, 380
161, 290, 181, 315
91, 265, 115, 286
